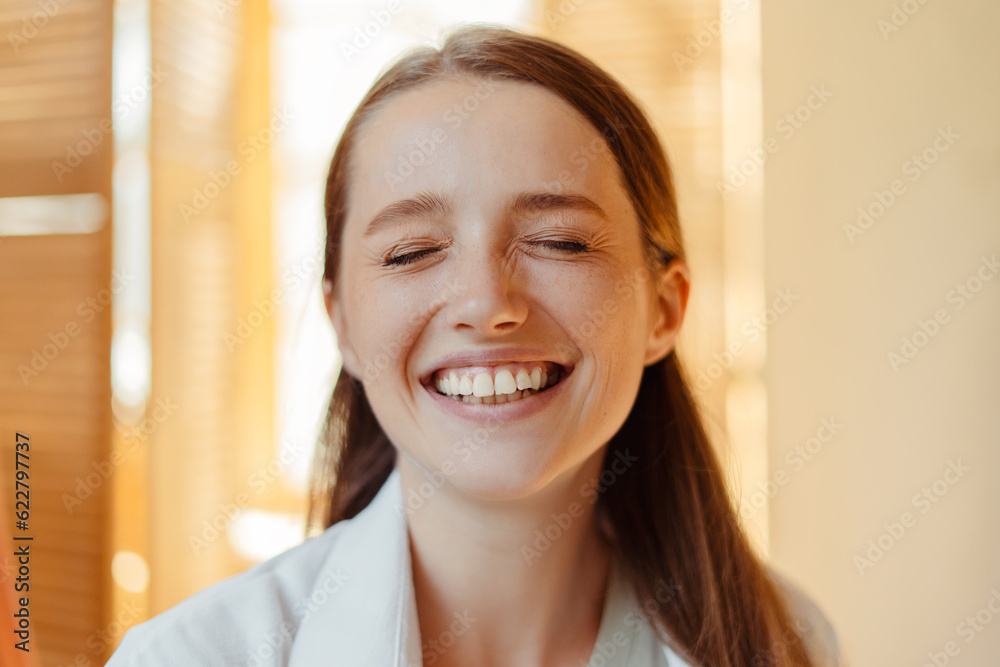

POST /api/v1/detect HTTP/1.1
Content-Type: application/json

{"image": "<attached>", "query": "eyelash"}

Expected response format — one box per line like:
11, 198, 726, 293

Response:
383, 247, 440, 267
382, 240, 591, 268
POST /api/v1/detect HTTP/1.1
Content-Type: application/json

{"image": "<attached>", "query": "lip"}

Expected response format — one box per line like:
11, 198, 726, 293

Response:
417, 347, 575, 386
420, 363, 572, 423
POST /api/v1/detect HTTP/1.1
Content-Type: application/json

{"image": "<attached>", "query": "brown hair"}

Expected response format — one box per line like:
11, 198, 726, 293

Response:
312, 24, 814, 667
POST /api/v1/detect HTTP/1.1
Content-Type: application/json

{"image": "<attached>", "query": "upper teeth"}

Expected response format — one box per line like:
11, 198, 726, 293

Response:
433, 365, 560, 397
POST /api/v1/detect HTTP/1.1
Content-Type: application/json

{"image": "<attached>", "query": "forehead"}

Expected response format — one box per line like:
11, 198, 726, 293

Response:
345, 77, 634, 232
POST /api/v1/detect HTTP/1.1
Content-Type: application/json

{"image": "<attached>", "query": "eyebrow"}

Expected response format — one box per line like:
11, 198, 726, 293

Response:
507, 191, 610, 223
362, 190, 610, 238
362, 191, 452, 238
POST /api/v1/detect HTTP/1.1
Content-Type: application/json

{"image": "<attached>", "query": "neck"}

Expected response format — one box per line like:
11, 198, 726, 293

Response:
399, 447, 612, 667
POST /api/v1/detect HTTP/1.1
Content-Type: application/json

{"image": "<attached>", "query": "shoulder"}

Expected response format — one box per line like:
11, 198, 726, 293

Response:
106, 523, 352, 667
767, 567, 846, 667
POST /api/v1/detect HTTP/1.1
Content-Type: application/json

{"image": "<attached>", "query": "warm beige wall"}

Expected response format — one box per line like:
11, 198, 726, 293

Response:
761, 1, 1000, 664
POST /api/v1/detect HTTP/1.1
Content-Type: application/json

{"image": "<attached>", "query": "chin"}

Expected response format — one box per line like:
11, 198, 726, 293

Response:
428, 436, 594, 503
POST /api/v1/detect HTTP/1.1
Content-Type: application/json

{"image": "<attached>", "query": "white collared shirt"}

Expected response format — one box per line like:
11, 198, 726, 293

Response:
108, 466, 838, 666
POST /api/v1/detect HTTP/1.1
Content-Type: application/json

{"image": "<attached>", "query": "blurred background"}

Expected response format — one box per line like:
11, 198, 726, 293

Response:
0, 0, 997, 664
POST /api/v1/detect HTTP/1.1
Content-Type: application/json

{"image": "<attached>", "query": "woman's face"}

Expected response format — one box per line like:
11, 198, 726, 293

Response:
327, 77, 687, 500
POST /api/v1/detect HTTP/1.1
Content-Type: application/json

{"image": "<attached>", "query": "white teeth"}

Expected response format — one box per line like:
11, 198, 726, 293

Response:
434, 363, 567, 401
459, 388, 537, 403
472, 372, 494, 397
515, 369, 532, 390
493, 369, 517, 394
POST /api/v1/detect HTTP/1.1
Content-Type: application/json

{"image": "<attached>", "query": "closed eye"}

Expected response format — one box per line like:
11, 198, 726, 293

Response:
383, 239, 590, 268
382, 247, 441, 267
535, 240, 591, 253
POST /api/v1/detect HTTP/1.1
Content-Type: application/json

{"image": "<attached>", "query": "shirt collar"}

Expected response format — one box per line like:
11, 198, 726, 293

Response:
289, 466, 692, 667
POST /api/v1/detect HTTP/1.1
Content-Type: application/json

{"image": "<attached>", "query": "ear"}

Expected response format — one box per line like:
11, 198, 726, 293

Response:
324, 278, 364, 381
643, 259, 690, 366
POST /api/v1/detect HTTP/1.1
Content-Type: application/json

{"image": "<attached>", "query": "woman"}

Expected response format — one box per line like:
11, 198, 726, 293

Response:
109, 24, 842, 667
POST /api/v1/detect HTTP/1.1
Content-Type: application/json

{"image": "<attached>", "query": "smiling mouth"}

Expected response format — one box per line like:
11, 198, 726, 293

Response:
426, 362, 568, 404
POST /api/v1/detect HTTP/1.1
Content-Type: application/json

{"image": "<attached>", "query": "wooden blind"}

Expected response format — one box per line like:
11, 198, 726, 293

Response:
0, 0, 112, 197
0, 0, 114, 665
146, 0, 274, 614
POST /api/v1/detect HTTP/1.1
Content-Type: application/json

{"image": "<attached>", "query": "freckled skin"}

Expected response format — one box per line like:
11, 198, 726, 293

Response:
328, 76, 687, 500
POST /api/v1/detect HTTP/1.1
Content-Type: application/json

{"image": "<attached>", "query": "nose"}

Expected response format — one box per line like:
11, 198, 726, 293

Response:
445, 246, 527, 335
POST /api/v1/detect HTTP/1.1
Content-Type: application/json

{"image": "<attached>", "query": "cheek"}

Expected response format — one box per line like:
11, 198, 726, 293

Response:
548, 262, 653, 433
544, 262, 651, 356
345, 273, 446, 386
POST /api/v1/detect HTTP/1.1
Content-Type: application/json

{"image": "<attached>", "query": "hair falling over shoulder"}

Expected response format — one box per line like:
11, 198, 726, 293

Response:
310, 25, 815, 667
